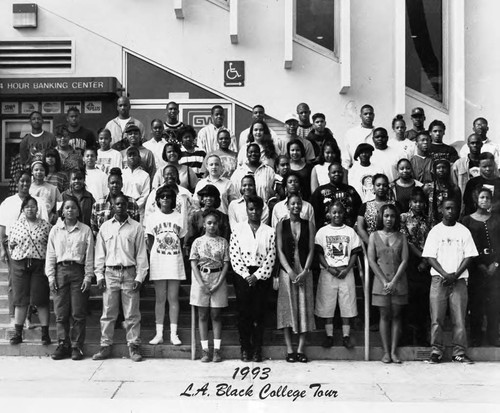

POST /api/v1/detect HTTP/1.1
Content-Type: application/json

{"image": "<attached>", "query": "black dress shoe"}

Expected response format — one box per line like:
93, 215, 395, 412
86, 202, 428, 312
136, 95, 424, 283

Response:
240, 350, 250, 362
253, 351, 262, 362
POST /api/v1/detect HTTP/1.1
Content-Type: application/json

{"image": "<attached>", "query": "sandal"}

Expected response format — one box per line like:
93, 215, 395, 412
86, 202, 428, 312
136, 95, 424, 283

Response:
286, 353, 296, 363
381, 353, 392, 364
391, 354, 402, 364
295, 352, 308, 363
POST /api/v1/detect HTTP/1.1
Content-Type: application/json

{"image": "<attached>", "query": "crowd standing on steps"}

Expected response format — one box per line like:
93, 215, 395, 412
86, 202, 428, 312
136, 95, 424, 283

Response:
0, 101, 499, 367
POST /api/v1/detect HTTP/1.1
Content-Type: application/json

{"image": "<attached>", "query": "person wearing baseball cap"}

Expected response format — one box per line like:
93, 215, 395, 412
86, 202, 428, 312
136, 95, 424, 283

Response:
112, 122, 157, 180
104, 96, 146, 146
405, 107, 426, 142
276, 113, 315, 162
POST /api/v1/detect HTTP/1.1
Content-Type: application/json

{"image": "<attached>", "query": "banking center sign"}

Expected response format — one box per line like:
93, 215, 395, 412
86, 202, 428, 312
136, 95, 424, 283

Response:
0, 77, 121, 95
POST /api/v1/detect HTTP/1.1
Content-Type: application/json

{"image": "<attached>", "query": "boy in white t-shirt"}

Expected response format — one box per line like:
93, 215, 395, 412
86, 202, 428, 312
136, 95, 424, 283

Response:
422, 198, 478, 364
314, 201, 362, 349
84, 148, 108, 201
97, 129, 122, 175
122, 146, 150, 223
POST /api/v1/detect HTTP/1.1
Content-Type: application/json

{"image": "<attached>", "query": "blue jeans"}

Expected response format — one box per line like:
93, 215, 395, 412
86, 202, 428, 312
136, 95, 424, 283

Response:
429, 276, 468, 357
53, 263, 89, 348
100, 267, 141, 346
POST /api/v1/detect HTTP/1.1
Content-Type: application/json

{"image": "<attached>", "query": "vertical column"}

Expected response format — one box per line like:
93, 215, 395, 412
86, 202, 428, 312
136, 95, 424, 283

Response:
448, 0, 465, 141
339, 0, 351, 94
284, 0, 293, 69
394, 0, 405, 113
230, 0, 239, 44
174, 0, 184, 19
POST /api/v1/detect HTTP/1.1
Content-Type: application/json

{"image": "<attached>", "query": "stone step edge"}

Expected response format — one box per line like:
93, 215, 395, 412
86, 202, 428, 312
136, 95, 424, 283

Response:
0, 342, 498, 362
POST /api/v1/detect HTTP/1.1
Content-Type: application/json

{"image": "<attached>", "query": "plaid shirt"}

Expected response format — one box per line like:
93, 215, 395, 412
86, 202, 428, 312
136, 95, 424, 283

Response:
90, 193, 140, 236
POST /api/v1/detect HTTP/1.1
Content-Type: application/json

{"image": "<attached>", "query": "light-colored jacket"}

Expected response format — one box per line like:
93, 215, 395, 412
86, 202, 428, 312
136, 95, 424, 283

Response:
104, 117, 145, 146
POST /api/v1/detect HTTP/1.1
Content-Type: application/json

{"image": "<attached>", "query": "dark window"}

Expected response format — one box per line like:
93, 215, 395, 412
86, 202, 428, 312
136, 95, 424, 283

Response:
406, 0, 443, 102
296, 0, 334, 52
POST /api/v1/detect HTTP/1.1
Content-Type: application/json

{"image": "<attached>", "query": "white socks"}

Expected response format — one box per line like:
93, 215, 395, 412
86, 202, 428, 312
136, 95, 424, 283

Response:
170, 323, 181, 345
149, 324, 164, 345
200, 339, 222, 350
342, 325, 351, 337
325, 324, 334, 337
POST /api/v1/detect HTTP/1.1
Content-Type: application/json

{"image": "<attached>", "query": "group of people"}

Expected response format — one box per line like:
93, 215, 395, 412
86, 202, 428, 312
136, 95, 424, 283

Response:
0, 98, 498, 366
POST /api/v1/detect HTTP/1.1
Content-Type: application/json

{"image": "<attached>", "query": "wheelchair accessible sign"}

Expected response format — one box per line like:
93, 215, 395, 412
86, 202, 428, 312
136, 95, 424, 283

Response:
224, 61, 245, 87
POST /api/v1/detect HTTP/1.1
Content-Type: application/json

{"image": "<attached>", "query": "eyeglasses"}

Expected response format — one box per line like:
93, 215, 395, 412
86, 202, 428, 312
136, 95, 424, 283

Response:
158, 194, 171, 199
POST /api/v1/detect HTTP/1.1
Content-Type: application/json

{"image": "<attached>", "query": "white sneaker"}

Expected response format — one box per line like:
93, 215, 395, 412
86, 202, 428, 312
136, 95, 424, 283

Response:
149, 333, 164, 345
170, 334, 182, 346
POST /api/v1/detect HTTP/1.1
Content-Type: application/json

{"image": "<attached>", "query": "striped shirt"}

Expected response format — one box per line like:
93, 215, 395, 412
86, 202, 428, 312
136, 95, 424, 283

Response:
179, 145, 206, 178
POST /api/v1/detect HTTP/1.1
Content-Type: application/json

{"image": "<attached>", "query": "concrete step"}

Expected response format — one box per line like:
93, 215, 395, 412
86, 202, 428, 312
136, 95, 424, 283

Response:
0, 281, 7, 295
0, 341, 499, 362
1, 320, 470, 350
0, 322, 366, 344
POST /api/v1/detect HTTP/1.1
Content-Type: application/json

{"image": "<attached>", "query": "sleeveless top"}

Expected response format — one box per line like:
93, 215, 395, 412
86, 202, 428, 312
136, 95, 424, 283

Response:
280, 218, 309, 270
371, 231, 408, 296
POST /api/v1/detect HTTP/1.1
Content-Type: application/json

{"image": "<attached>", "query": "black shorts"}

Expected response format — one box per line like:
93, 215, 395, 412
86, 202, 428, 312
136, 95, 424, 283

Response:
11, 259, 50, 307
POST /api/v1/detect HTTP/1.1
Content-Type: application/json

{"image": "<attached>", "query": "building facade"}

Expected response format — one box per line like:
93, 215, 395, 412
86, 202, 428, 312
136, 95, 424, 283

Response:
0, 0, 499, 197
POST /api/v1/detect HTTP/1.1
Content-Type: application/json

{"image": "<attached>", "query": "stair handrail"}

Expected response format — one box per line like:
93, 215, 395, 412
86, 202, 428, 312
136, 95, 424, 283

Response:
359, 242, 370, 361
191, 305, 196, 360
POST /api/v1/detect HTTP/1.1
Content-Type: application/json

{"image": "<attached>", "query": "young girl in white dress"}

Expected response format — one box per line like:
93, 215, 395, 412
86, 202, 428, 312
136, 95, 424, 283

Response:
146, 185, 187, 346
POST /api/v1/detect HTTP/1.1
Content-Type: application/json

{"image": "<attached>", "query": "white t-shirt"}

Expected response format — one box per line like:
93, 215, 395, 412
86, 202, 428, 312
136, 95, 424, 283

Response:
85, 168, 109, 201
314, 224, 362, 268
122, 167, 150, 211
390, 138, 416, 159
348, 162, 382, 202
370, 145, 407, 182
117, 117, 132, 131
143, 138, 167, 170
97, 148, 122, 175
29, 182, 61, 214
422, 222, 478, 279
312, 163, 331, 188
145, 210, 187, 280
341, 125, 374, 169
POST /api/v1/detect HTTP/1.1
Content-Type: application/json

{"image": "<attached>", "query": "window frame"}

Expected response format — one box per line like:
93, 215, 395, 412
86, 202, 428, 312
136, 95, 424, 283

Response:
293, 0, 339, 61
405, 0, 449, 111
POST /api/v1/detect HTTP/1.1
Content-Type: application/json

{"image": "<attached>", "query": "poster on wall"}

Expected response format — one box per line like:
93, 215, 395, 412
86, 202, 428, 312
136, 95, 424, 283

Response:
84, 101, 102, 114
41, 101, 62, 115
21, 102, 39, 114
1, 102, 19, 114
63, 101, 81, 113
